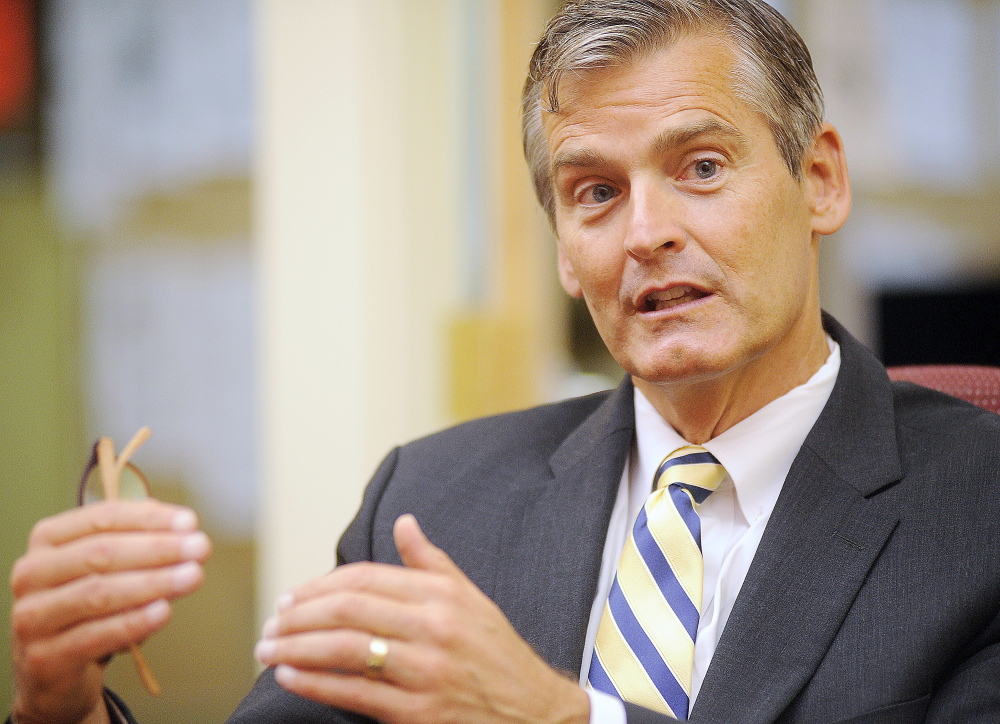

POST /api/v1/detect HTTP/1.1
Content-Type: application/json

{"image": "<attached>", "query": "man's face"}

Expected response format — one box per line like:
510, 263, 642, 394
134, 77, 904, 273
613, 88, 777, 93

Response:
545, 34, 825, 391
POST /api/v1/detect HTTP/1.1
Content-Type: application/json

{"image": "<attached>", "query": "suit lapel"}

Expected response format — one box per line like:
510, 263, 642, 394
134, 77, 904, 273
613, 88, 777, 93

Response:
491, 379, 634, 673
692, 319, 903, 724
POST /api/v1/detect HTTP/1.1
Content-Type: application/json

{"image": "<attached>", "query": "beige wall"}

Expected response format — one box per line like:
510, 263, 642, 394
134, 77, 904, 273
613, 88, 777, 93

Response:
254, 0, 560, 621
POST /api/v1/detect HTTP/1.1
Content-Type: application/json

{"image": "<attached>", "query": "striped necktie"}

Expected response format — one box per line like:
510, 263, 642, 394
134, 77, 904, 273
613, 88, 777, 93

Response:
588, 445, 727, 720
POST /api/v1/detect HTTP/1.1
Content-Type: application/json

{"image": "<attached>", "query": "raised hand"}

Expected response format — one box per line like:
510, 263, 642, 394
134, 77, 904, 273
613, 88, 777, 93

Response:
255, 514, 590, 724
10, 501, 211, 724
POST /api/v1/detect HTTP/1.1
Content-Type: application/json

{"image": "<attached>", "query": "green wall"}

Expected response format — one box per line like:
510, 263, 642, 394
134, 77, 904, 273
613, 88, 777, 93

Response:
0, 175, 84, 711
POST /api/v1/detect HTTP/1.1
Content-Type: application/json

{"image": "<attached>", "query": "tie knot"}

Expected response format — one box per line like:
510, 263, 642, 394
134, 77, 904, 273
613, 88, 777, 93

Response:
654, 445, 726, 503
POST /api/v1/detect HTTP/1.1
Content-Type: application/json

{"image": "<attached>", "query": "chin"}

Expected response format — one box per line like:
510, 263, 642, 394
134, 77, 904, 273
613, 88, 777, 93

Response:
621, 348, 736, 387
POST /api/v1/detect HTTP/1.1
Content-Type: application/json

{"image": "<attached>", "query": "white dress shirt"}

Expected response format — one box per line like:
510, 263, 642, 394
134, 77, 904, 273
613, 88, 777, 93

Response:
581, 339, 841, 723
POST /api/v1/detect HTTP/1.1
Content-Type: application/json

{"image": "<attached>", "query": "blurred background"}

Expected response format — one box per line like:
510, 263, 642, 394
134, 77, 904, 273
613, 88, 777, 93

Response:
1, 0, 998, 721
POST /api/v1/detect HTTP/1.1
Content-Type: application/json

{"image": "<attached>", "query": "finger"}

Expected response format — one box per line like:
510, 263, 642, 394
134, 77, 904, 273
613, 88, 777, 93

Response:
263, 590, 422, 642
255, 629, 376, 675
272, 665, 421, 724
12, 561, 204, 641
16, 599, 172, 687
258, 626, 463, 695
27, 500, 198, 549
11, 530, 211, 597
393, 514, 466, 579
280, 563, 443, 610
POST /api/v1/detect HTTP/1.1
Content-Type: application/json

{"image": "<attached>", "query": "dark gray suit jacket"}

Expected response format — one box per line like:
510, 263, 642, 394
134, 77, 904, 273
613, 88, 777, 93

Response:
228, 317, 1000, 724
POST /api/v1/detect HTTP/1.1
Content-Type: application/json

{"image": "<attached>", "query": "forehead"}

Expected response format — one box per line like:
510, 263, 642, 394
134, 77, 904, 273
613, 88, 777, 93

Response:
542, 33, 761, 154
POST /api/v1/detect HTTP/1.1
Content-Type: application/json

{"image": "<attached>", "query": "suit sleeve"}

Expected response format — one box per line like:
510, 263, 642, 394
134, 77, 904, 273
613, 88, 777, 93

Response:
924, 602, 1000, 722
6, 689, 139, 724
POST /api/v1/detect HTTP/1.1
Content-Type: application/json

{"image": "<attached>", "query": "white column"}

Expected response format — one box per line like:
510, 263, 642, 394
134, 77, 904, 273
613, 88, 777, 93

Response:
254, 0, 463, 618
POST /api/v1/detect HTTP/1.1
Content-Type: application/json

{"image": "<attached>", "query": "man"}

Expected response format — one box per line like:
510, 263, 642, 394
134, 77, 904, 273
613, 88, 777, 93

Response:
10, 1, 1000, 723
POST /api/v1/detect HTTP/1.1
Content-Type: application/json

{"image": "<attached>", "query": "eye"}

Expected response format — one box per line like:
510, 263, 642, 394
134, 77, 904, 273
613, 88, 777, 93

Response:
583, 183, 618, 205
693, 159, 720, 180
678, 155, 726, 187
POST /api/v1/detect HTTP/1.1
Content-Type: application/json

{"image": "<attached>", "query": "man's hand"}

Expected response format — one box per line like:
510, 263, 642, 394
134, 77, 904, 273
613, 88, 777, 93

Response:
9, 501, 212, 724
255, 514, 591, 724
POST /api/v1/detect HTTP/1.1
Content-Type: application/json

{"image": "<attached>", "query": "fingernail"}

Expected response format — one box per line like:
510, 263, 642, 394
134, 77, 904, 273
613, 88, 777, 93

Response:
145, 599, 170, 625
274, 664, 297, 685
172, 509, 197, 531
181, 532, 210, 559
255, 639, 276, 663
276, 592, 294, 612
173, 561, 201, 590
261, 616, 278, 638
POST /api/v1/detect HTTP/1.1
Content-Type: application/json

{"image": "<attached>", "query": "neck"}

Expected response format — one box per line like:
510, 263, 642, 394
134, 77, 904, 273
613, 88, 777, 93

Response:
633, 313, 830, 444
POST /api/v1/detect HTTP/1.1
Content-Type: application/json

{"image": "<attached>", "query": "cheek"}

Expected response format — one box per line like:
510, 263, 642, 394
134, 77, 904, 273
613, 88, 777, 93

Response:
579, 257, 622, 296
710, 191, 812, 288
559, 232, 625, 302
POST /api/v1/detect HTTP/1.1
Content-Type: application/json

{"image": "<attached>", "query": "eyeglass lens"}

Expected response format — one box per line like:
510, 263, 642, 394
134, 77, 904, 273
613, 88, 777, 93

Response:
81, 463, 151, 505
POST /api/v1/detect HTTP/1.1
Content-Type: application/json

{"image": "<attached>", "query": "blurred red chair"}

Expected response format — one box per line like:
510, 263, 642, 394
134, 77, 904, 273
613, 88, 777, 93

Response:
887, 365, 1000, 414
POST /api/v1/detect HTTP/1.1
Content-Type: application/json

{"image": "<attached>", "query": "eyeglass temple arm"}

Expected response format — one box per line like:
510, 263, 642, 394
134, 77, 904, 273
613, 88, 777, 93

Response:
96, 439, 119, 500
114, 427, 151, 477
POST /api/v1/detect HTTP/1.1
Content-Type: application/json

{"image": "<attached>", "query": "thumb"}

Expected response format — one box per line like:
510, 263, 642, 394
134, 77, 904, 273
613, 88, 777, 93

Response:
394, 514, 465, 578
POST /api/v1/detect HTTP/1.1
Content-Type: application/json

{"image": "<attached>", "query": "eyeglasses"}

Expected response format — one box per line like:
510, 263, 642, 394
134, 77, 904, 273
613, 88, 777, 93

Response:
78, 426, 161, 697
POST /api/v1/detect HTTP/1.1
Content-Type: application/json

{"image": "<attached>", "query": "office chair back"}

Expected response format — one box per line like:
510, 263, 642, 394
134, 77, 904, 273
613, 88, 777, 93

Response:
887, 365, 1000, 414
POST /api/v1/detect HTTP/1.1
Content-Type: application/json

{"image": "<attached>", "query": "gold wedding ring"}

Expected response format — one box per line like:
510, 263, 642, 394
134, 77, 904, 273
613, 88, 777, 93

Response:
365, 636, 389, 679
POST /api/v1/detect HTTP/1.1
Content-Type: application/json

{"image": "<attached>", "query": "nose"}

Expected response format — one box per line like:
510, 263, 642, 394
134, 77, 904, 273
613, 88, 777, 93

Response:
623, 178, 687, 261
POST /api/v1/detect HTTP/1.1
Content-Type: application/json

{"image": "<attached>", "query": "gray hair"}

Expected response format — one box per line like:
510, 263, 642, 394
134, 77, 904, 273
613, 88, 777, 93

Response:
522, 0, 825, 223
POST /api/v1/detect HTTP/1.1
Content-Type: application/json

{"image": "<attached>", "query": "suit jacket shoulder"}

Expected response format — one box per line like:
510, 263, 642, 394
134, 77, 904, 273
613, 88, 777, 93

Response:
337, 383, 627, 568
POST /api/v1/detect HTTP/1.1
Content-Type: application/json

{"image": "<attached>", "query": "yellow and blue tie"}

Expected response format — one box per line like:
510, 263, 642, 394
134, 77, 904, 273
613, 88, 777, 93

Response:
588, 445, 727, 720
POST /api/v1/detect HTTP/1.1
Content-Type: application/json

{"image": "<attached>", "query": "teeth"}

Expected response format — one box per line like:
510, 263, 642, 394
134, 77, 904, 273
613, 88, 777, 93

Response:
648, 286, 694, 302
645, 286, 702, 311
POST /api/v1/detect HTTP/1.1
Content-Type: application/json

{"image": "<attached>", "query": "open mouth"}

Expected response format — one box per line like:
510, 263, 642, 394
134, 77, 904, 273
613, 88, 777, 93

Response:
641, 285, 709, 312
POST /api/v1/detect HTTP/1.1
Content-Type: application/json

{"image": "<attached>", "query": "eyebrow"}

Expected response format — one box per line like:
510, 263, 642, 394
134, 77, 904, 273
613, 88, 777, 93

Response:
550, 118, 749, 177
651, 119, 748, 157
550, 148, 612, 177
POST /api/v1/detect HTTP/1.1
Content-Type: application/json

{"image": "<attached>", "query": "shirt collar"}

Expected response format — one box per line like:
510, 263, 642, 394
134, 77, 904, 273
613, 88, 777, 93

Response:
633, 338, 842, 525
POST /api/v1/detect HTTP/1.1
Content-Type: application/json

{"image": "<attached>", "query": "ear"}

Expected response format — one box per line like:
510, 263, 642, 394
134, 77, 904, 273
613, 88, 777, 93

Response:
557, 239, 584, 298
804, 123, 852, 236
